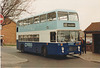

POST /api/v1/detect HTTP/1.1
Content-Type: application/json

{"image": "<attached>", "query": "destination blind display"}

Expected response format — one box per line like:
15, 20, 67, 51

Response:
64, 23, 75, 27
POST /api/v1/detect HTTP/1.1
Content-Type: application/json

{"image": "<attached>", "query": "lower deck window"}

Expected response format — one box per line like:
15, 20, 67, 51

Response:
18, 34, 39, 42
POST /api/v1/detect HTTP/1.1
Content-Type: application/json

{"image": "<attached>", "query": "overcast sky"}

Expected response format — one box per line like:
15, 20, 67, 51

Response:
21, 0, 100, 30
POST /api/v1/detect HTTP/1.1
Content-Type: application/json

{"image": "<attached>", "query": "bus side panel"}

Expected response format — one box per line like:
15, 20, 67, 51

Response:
32, 43, 46, 53
17, 42, 60, 55
17, 41, 81, 55
23, 42, 43, 53
17, 42, 47, 53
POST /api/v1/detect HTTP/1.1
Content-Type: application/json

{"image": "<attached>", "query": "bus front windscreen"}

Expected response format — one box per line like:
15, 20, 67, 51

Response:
68, 12, 78, 21
57, 31, 79, 42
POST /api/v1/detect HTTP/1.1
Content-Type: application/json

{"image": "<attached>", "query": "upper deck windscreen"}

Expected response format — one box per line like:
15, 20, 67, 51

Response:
58, 11, 78, 21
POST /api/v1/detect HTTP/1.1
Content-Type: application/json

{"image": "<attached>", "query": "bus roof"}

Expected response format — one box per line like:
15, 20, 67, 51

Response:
18, 9, 77, 21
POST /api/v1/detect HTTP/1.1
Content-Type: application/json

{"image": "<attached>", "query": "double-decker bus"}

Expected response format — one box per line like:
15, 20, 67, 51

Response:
17, 9, 81, 57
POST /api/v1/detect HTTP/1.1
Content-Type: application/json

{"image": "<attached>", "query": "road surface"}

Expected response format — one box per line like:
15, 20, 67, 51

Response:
1, 46, 100, 68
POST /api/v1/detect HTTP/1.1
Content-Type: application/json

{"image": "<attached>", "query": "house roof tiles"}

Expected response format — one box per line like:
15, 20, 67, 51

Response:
84, 22, 100, 32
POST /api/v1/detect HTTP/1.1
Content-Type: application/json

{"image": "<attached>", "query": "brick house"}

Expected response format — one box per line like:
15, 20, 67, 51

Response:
84, 22, 100, 53
0, 18, 16, 45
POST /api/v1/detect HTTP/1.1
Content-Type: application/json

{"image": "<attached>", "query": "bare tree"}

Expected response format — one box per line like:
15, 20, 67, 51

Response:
0, 0, 34, 26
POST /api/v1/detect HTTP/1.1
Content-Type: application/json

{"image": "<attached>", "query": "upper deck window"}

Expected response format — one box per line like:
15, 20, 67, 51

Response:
28, 18, 33, 24
69, 12, 78, 21
58, 11, 68, 20
17, 20, 24, 26
40, 14, 46, 23
48, 12, 56, 21
34, 16, 40, 24
23, 19, 30, 25
17, 17, 34, 26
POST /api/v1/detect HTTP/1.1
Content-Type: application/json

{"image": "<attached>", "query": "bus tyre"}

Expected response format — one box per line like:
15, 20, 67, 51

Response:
42, 46, 48, 57
21, 45, 25, 53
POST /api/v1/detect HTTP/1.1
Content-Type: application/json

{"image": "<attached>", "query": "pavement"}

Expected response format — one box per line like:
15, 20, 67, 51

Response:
79, 51, 100, 63
1, 52, 28, 65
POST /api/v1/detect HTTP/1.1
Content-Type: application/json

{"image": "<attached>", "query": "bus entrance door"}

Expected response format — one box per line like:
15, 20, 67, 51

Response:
50, 32, 56, 42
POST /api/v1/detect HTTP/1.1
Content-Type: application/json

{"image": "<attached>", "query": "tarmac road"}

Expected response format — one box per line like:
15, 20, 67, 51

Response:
1, 46, 100, 68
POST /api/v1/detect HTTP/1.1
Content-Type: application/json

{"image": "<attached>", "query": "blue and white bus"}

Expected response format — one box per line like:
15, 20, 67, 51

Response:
17, 9, 81, 57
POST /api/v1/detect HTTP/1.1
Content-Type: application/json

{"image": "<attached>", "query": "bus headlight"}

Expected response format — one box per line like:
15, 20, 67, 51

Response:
78, 46, 80, 51
62, 47, 64, 53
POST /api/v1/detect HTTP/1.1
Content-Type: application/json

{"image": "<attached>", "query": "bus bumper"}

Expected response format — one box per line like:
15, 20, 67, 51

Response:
47, 45, 81, 55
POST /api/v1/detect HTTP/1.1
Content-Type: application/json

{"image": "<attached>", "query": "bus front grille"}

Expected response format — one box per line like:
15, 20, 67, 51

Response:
69, 46, 77, 51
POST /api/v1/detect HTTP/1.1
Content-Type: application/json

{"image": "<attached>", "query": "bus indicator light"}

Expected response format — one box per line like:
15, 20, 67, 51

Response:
46, 43, 48, 45
79, 42, 81, 45
61, 43, 63, 46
